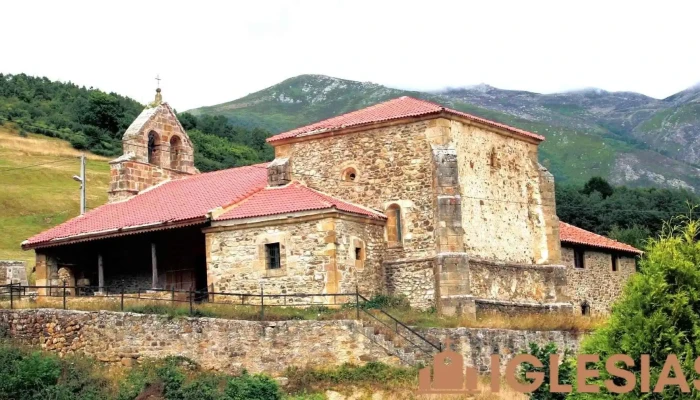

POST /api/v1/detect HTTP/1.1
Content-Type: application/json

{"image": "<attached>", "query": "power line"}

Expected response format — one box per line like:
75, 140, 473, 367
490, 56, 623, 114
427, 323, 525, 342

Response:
0, 158, 75, 171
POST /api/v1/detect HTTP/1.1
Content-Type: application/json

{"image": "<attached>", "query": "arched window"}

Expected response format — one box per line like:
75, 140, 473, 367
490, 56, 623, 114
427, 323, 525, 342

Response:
147, 131, 159, 164
170, 136, 182, 169
581, 301, 590, 316
386, 204, 402, 244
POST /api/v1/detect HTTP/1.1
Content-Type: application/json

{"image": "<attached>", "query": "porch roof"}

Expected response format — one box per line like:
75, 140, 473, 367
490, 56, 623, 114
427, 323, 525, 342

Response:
22, 163, 269, 249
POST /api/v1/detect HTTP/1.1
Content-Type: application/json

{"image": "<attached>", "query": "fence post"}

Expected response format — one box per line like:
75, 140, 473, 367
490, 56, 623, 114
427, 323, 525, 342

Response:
62, 281, 67, 310
260, 285, 264, 321
17, 283, 21, 301
120, 287, 124, 311
355, 284, 360, 320
9, 283, 13, 310
171, 287, 175, 302
189, 290, 194, 316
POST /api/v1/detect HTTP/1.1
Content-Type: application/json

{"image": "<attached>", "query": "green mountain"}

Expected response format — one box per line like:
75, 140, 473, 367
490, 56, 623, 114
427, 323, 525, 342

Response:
188, 75, 700, 191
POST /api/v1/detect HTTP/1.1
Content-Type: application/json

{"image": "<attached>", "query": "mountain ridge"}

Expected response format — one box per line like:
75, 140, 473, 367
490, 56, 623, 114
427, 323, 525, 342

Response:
187, 74, 700, 192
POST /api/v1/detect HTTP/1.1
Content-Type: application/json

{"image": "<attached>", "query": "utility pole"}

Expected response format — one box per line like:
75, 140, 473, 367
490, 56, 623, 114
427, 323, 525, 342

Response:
73, 154, 86, 215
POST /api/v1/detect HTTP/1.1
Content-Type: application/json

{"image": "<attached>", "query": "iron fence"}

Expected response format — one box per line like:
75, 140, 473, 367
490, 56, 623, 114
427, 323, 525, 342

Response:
0, 282, 442, 357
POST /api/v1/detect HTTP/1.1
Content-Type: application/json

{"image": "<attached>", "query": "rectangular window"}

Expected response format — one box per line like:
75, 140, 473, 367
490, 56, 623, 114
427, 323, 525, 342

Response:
611, 254, 619, 272
574, 249, 585, 269
355, 247, 362, 260
265, 243, 281, 269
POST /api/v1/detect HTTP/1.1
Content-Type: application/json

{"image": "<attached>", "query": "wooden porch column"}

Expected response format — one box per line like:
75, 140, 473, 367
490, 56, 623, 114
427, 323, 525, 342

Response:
151, 243, 158, 289
97, 253, 104, 293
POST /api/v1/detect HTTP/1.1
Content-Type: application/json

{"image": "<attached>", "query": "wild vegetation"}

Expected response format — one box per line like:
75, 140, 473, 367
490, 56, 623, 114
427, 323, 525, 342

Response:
0, 73, 273, 171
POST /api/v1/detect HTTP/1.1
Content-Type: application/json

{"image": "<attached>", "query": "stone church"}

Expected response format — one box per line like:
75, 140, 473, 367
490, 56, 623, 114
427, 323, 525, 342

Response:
23, 90, 641, 316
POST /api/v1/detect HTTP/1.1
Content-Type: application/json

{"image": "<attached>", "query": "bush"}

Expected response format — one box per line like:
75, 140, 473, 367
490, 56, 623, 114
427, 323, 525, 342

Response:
571, 215, 700, 398
518, 343, 575, 400
224, 370, 282, 400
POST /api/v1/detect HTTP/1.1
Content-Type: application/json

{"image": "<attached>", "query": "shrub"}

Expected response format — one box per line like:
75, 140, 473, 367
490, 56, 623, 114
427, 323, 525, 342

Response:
571, 216, 700, 398
518, 342, 575, 400
224, 370, 282, 400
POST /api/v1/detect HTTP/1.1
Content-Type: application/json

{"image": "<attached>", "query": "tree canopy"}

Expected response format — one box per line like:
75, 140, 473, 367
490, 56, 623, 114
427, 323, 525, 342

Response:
556, 177, 699, 248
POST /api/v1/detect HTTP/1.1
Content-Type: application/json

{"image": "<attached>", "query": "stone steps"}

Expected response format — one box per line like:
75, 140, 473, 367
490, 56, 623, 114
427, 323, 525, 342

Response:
356, 319, 435, 366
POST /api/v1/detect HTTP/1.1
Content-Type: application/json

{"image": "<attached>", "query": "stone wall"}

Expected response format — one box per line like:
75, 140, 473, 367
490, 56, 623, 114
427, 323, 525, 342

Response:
205, 215, 384, 302
0, 309, 585, 376
108, 159, 191, 203
280, 120, 437, 261
384, 257, 435, 310
561, 247, 636, 315
468, 259, 569, 303
0, 309, 398, 375
422, 327, 582, 373
0, 260, 28, 287
451, 119, 556, 264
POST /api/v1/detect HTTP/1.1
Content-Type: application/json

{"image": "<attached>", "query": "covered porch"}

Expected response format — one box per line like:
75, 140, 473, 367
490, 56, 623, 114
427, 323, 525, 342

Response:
33, 225, 208, 296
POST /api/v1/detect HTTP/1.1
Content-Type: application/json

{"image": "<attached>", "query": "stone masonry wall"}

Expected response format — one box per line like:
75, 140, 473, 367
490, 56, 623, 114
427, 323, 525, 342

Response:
0, 309, 584, 376
281, 120, 436, 261
451, 120, 555, 264
384, 258, 435, 310
334, 218, 385, 296
422, 327, 582, 373
108, 160, 190, 202
468, 259, 569, 303
561, 247, 636, 315
0, 309, 397, 376
205, 216, 384, 302
0, 260, 28, 287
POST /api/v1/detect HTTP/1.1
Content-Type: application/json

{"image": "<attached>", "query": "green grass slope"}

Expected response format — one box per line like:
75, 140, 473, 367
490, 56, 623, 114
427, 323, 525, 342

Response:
0, 124, 109, 274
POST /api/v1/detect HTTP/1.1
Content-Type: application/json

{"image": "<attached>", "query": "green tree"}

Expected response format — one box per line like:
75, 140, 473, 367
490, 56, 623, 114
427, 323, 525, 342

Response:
581, 177, 614, 199
607, 224, 651, 249
571, 215, 700, 398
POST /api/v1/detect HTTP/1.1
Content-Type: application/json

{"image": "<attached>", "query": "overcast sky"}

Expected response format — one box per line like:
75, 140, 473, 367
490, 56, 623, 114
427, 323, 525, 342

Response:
4, 0, 699, 111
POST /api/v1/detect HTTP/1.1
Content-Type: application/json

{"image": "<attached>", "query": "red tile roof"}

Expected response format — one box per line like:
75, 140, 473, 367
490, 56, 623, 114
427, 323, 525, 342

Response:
215, 182, 385, 221
267, 96, 544, 143
559, 222, 642, 255
23, 164, 269, 249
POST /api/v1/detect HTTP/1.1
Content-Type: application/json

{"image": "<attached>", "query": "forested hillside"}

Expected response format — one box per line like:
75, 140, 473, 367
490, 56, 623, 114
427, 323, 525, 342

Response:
0, 74, 273, 171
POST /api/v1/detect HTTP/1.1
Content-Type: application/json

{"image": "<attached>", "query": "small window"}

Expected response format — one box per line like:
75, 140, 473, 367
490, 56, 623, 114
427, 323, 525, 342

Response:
574, 249, 584, 269
355, 247, 362, 260
581, 302, 590, 316
342, 167, 358, 182
611, 254, 619, 272
386, 204, 402, 244
265, 243, 281, 269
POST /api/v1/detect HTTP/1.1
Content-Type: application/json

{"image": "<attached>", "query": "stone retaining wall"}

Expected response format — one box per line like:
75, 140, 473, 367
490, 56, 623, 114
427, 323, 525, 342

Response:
0, 309, 585, 375
0, 309, 398, 376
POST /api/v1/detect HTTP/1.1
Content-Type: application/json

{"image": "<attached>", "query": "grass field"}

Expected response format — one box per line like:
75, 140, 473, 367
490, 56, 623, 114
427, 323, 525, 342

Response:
0, 124, 110, 277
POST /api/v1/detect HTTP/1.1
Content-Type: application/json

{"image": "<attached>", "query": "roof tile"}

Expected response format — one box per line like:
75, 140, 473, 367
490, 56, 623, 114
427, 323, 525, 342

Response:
267, 96, 544, 143
215, 182, 385, 221
559, 222, 642, 254
24, 164, 269, 248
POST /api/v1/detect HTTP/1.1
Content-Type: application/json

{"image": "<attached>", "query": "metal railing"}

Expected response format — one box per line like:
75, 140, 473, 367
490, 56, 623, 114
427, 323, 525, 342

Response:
0, 282, 441, 357
356, 293, 442, 358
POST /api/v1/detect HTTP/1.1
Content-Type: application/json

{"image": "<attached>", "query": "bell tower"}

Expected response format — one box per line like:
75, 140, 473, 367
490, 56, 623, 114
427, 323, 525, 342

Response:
107, 87, 198, 202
